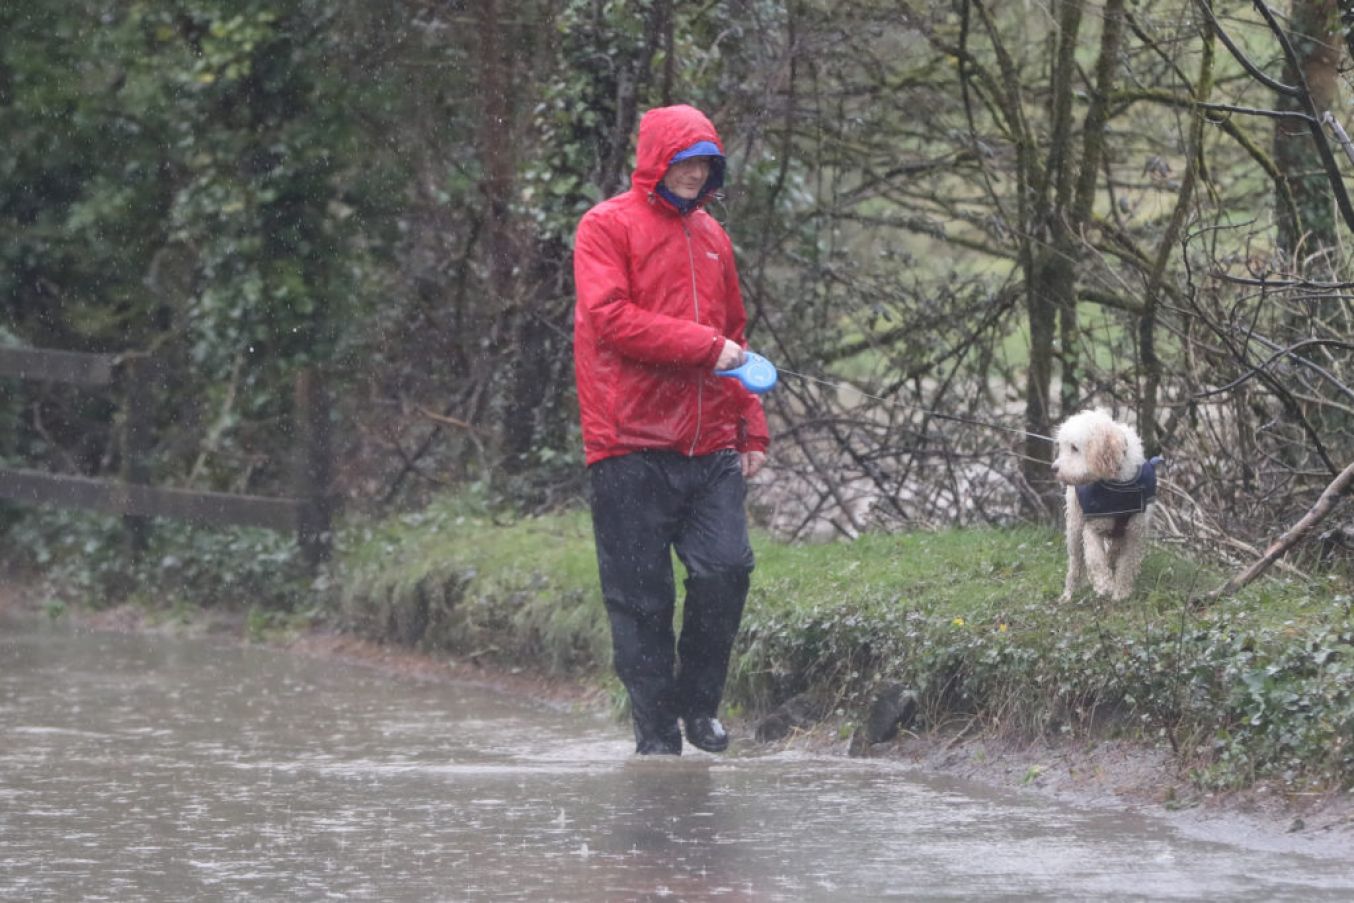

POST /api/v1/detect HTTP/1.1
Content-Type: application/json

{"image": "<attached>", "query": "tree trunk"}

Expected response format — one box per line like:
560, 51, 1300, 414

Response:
1274, 0, 1341, 261
1021, 0, 1086, 512
476, 0, 537, 474
1139, 12, 1213, 453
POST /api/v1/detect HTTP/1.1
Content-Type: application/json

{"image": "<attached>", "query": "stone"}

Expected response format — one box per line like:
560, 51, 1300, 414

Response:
754, 692, 831, 743
864, 684, 918, 744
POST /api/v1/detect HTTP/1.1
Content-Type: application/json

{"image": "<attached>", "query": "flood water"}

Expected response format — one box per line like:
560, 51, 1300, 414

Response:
3, 613, 1352, 901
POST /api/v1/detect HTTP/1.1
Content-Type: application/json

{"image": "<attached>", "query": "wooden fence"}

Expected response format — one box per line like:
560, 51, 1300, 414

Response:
0, 347, 333, 566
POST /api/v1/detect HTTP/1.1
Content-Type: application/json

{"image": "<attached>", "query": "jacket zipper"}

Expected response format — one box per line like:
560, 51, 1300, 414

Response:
681, 218, 703, 456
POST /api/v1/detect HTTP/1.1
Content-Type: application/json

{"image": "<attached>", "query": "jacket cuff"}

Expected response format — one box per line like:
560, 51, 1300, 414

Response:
737, 419, 770, 454
702, 332, 725, 369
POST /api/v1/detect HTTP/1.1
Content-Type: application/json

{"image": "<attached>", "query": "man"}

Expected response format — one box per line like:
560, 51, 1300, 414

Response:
572, 104, 770, 755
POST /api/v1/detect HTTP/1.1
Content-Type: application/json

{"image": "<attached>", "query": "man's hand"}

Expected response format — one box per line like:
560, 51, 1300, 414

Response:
741, 450, 766, 479
715, 339, 745, 371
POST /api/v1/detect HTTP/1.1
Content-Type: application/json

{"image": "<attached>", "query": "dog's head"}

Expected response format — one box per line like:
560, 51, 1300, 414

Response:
1051, 409, 1145, 486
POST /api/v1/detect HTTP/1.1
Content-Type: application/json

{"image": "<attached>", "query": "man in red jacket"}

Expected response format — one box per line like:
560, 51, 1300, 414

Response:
573, 104, 770, 755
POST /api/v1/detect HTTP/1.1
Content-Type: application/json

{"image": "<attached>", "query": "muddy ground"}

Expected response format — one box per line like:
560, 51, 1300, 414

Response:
6, 585, 1352, 860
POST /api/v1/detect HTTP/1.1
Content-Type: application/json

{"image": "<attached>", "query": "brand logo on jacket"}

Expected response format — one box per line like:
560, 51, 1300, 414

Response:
706, 251, 720, 261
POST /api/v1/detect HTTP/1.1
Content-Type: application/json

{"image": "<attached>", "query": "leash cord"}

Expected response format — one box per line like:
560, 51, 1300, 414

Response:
774, 367, 1056, 445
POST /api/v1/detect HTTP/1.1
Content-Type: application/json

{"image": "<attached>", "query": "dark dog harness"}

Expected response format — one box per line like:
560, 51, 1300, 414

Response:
1076, 456, 1165, 537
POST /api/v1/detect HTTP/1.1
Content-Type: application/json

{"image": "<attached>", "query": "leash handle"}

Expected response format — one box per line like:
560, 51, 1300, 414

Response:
716, 351, 779, 394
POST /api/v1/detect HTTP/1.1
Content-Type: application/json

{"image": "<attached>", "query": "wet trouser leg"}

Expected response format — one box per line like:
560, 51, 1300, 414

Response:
672, 452, 753, 721
590, 453, 684, 754
675, 571, 748, 719
589, 451, 754, 754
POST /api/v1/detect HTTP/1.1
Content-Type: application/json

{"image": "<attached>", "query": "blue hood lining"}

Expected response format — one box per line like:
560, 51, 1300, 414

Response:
658, 142, 726, 214
671, 140, 723, 163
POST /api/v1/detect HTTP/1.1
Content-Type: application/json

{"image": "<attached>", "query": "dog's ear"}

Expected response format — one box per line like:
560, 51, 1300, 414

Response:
1091, 424, 1127, 478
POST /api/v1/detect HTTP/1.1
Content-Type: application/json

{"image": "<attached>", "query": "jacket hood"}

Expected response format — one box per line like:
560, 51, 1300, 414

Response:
631, 105, 726, 209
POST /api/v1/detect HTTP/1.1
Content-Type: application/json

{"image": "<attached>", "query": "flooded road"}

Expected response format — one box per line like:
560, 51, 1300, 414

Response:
3, 614, 1352, 901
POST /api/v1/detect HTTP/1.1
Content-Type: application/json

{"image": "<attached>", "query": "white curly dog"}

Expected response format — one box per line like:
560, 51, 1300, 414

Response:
1051, 409, 1161, 602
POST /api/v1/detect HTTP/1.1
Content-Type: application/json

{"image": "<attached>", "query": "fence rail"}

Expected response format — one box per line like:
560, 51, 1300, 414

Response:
0, 346, 117, 386
0, 469, 304, 531
0, 346, 333, 566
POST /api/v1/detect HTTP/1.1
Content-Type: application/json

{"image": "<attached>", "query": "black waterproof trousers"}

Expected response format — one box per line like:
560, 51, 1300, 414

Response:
588, 449, 755, 754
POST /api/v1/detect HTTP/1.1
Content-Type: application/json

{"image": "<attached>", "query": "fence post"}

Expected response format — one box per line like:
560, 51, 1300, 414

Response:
119, 353, 152, 557
294, 367, 334, 568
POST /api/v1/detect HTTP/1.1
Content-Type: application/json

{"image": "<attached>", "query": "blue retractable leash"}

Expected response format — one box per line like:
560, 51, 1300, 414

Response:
716, 351, 779, 394
716, 352, 1065, 449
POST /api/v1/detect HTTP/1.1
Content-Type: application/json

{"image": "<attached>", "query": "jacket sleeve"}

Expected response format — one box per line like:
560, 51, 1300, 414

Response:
722, 242, 771, 454
574, 209, 725, 369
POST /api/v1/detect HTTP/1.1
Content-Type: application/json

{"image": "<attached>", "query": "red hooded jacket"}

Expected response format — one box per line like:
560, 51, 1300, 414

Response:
572, 105, 771, 466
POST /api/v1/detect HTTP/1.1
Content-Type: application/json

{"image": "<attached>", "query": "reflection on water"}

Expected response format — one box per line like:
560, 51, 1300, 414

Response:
2, 613, 1352, 901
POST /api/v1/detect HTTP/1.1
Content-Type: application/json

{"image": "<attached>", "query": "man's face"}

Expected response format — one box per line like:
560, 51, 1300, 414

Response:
662, 157, 713, 200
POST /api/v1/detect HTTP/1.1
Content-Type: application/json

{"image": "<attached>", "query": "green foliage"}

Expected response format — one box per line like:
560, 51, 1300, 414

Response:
2, 0, 402, 491
1189, 618, 1354, 792
155, 2, 378, 370
524, 0, 758, 239
7, 505, 310, 613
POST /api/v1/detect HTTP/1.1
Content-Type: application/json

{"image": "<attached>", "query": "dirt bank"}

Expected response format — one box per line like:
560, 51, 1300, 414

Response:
9, 586, 1352, 860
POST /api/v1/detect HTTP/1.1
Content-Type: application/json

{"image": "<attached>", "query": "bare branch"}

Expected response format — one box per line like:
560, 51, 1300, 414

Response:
1207, 459, 1354, 599
1249, 0, 1354, 235
1192, 338, 1354, 400
1194, 0, 1301, 97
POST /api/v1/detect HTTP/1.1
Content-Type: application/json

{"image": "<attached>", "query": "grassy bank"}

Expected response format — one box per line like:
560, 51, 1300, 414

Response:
8, 493, 1354, 795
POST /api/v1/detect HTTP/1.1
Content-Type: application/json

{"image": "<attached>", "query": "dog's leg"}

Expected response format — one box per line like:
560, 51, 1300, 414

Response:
1083, 526, 1115, 596
1109, 507, 1152, 601
1060, 487, 1085, 602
